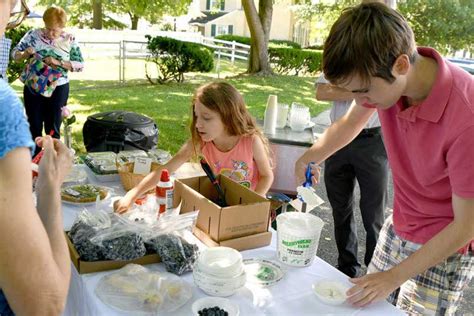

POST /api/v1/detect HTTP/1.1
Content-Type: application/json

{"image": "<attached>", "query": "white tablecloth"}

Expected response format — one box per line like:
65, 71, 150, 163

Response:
62, 164, 405, 316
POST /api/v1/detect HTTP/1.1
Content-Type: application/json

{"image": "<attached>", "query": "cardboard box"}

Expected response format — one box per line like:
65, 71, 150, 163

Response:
193, 226, 272, 252
174, 175, 271, 244
65, 232, 160, 274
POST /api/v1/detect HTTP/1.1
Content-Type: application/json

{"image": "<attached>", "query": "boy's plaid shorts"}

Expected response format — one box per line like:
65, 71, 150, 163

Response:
368, 215, 473, 315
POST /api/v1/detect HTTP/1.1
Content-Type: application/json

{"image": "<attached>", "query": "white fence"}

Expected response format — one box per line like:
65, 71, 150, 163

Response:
74, 32, 250, 82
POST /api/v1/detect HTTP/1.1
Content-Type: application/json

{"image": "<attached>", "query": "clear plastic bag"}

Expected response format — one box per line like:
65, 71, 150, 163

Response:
129, 210, 200, 275
68, 209, 112, 261
89, 215, 147, 261
146, 233, 199, 276
95, 264, 192, 314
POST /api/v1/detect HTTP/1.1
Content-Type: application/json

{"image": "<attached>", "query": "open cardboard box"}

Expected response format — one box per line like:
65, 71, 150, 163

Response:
173, 175, 272, 251
65, 232, 160, 274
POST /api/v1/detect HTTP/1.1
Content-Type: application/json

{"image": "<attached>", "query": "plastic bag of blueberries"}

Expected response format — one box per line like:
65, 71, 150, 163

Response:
68, 209, 112, 261
146, 233, 199, 276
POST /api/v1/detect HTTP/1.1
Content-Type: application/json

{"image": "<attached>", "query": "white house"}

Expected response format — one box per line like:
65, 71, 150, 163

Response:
188, 0, 310, 46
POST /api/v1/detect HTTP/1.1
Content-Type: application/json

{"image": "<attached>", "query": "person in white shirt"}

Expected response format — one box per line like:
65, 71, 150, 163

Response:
315, 74, 388, 278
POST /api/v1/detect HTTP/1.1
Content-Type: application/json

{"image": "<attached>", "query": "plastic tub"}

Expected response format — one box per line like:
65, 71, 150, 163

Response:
276, 212, 324, 267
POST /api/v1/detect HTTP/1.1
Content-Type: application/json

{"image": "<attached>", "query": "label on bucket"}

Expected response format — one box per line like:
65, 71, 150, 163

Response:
276, 212, 324, 267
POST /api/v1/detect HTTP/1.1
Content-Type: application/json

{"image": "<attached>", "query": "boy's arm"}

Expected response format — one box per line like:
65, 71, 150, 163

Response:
295, 104, 376, 184
347, 194, 474, 307
252, 135, 274, 196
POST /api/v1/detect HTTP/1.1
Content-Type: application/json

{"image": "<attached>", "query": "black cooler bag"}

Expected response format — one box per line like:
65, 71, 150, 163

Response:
83, 111, 158, 153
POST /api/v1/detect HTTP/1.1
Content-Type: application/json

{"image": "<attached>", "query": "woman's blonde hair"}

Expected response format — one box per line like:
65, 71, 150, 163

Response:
190, 81, 273, 166
43, 7, 67, 28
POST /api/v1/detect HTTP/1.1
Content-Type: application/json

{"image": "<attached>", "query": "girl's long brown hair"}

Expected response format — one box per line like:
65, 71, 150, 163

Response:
190, 81, 273, 167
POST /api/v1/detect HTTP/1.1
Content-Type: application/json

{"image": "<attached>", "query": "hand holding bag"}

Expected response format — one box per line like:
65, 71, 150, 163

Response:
20, 54, 63, 98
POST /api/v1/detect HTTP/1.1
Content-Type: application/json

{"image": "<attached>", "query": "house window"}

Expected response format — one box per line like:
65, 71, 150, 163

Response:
211, 24, 233, 37
207, 0, 225, 11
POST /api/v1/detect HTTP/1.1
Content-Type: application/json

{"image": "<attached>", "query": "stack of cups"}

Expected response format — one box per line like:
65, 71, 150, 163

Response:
263, 95, 278, 135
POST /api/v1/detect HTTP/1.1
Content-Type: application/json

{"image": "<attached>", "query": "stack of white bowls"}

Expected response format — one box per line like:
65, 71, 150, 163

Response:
193, 247, 246, 297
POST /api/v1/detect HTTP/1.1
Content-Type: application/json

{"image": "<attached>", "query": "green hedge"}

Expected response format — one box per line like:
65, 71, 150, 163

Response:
5, 25, 32, 83
215, 34, 322, 75
215, 35, 301, 49
145, 35, 213, 84
269, 47, 322, 75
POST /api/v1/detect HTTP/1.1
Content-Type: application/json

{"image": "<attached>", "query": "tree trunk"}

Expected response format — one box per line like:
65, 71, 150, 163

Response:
92, 0, 102, 29
242, 0, 273, 75
131, 15, 140, 30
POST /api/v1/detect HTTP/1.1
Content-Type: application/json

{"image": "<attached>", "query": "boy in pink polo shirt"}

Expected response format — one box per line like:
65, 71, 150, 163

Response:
296, 2, 473, 315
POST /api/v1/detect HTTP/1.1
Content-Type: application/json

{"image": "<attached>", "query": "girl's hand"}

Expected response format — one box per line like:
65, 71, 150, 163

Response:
114, 196, 134, 214
36, 136, 73, 189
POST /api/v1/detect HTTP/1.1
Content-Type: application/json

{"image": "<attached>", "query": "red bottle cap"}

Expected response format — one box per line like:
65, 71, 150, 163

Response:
160, 169, 170, 182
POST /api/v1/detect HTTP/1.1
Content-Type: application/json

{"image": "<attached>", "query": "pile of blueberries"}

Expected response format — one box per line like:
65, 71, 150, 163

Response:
198, 306, 228, 316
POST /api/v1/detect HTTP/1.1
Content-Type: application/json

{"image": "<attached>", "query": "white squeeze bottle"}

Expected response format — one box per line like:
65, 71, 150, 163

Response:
155, 169, 174, 216
263, 94, 278, 135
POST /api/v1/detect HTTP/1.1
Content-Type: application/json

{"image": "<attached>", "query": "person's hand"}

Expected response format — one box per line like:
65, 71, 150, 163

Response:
25, 47, 35, 56
43, 56, 60, 68
295, 157, 321, 187
35, 136, 73, 189
113, 196, 134, 214
346, 270, 403, 307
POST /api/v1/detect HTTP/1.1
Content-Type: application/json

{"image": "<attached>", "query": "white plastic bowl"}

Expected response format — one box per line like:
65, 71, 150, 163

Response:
193, 266, 246, 297
191, 297, 239, 316
312, 279, 349, 306
197, 247, 243, 278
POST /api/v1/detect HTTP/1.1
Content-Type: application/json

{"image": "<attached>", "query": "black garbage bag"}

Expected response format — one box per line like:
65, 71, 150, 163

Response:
83, 111, 158, 153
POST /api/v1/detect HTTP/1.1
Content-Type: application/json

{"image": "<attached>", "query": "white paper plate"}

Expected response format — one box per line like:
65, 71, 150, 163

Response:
243, 258, 284, 287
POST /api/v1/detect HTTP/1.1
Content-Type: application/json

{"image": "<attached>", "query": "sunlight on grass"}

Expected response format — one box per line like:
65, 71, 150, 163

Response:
14, 57, 330, 154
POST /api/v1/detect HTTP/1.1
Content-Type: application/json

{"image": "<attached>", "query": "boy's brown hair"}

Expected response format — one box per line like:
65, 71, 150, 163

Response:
323, 2, 417, 86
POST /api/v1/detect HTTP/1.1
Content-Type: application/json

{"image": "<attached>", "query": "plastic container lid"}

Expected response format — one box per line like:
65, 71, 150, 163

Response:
243, 258, 284, 287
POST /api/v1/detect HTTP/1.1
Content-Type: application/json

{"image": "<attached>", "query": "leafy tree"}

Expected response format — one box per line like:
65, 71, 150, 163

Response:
398, 0, 474, 55
109, 0, 191, 30
296, 0, 473, 55
242, 0, 273, 75
39, 0, 191, 30
38, 0, 126, 29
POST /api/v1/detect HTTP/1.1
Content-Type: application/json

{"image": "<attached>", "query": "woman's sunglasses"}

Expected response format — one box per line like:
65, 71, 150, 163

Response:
7, 0, 31, 30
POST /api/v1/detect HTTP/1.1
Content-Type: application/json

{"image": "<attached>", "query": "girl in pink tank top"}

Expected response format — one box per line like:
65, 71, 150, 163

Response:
114, 81, 274, 214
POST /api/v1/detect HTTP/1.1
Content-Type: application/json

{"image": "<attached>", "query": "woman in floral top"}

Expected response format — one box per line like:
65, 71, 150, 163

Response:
12, 6, 84, 155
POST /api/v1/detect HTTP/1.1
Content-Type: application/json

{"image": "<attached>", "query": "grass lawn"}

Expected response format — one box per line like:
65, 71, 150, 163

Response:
13, 58, 330, 155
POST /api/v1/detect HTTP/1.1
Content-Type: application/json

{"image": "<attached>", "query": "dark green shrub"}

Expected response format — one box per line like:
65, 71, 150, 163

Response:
269, 47, 322, 75
5, 25, 32, 83
145, 35, 214, 84
215, 35, 300, 49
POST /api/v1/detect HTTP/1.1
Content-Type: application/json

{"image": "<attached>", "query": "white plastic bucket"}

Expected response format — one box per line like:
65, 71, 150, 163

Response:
276, 212, 324, 267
